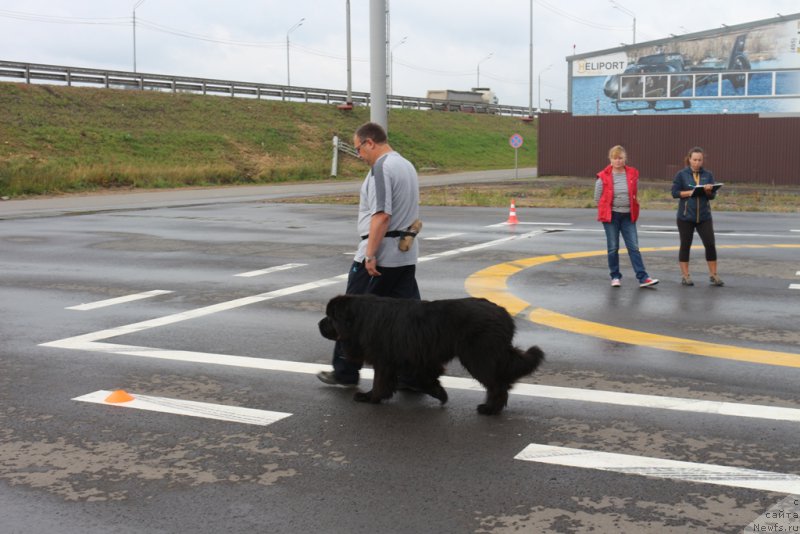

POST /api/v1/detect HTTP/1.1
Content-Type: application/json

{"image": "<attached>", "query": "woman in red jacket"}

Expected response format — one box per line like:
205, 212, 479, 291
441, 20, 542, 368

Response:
594, 145, 659, 288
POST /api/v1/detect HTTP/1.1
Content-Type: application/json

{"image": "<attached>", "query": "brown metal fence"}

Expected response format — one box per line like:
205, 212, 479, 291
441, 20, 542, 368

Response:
538, 113, 800, 186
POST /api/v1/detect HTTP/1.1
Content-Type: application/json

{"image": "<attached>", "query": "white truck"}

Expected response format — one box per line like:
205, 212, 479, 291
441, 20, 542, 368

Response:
426, 88, 498, 112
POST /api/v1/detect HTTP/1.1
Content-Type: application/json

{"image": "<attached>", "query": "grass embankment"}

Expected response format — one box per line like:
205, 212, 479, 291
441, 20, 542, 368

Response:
0, 83, 536, 198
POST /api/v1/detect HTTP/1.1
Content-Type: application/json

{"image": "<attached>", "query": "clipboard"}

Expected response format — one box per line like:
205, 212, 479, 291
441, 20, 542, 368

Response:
691, 183, 723, 197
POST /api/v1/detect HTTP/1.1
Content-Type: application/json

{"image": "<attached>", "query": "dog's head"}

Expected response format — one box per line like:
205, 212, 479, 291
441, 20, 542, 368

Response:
317, 295, 357, 341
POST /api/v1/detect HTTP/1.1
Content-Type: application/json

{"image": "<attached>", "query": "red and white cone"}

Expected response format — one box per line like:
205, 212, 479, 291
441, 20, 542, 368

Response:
506, 199, 519, 225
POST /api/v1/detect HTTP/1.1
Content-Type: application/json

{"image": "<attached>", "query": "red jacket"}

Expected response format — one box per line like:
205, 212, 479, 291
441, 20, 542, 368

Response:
596, 164, 640, 223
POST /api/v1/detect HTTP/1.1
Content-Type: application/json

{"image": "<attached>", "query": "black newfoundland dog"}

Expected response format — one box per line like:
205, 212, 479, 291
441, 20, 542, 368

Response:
318, 294, 544, 415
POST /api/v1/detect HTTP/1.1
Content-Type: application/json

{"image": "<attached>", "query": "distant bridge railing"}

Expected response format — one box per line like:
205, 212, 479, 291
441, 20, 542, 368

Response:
0, 60, 538, 117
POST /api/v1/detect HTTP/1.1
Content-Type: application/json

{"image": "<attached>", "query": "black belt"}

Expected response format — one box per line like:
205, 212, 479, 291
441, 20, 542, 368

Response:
361, 230, 415, 240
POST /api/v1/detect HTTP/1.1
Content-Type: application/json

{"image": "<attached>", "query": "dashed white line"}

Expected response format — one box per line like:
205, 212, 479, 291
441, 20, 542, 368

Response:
514, 444, 800, 494
424, 232, 464, 240
418, 230, 544, 262
47, 276, 347, 344
234, 263, 306, 278
73, 390, 291, 426
66, 290, 173, 311
45, 233, 542, 343
486, 221, 572, 228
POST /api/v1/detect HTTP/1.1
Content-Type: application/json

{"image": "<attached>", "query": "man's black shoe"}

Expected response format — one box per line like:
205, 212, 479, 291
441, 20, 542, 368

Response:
316, 370, 358, 388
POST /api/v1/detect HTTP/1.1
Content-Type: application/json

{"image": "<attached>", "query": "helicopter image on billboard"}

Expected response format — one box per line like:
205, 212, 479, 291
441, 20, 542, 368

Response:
603, 34, 750, 111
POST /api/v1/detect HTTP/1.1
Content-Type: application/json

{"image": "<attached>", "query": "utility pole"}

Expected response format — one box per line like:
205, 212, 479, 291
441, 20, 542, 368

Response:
369, 0, 387, 130
528, 0, 533, 117
132, 0, 146, 72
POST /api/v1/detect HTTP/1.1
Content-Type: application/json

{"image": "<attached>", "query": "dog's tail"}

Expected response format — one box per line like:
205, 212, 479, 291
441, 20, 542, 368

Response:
508, 345, 545, 381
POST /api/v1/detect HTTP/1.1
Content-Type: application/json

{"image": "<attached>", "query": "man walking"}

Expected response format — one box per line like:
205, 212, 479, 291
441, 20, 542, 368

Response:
317, 122, 421, 387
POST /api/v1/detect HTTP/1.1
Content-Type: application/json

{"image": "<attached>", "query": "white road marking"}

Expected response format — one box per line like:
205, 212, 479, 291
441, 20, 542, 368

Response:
66, 290, 173, 311
487, 221, 572, 228
790, 284, 800, 290
418, 230, 544, 262
641, 225, 676, 229
73, 390, 291, 426
424, 232, 464, 240
43, 344, 800, 424
45, 230, 800, 426
234, 263, 306, 278
43, 232, 543, 343
514, 444, 800, 494
46, 276, 347, 344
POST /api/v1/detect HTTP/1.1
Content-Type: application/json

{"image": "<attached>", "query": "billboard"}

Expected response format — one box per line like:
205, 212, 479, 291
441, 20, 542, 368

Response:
569, 14, 800, 115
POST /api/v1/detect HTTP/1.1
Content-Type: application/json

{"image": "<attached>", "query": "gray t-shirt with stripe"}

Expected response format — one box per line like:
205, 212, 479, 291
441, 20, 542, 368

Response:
356, 151, 419, 267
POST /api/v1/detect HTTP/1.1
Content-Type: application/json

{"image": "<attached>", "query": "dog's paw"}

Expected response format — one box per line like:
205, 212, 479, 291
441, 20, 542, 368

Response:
477, 403, 502, 415
427, 385, 448, 405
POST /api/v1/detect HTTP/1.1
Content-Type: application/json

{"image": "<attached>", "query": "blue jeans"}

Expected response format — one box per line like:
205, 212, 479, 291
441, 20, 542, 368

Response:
332, 261, 420, 383
602, 211, 649, 282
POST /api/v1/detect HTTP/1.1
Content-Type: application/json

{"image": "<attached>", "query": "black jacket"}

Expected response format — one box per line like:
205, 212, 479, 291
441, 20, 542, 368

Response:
671, 166, 716, 223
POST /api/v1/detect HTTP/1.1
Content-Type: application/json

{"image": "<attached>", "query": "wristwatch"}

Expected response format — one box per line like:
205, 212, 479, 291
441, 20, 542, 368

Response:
364, 255, 376, 263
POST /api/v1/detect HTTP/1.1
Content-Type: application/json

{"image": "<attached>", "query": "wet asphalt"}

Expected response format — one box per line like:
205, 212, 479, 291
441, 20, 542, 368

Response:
1, 175, 798, 533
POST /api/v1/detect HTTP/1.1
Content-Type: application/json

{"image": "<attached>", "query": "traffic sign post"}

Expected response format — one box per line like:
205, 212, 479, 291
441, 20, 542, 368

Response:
509, 133, 524, 179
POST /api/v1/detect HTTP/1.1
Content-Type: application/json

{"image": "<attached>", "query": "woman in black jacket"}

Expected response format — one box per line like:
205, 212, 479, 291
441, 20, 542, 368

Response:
671, 146, 724, 286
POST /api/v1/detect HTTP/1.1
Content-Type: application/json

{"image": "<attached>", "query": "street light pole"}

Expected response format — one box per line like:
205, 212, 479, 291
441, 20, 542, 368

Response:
132, 0, 146, 72
609, 0, 636, 44
538, 64, 552, 111
476, 52, 493, 88
528, 0, 534, 117
286, 17, 305, 87
345, 0, 352, 106
390, 36, 407, 95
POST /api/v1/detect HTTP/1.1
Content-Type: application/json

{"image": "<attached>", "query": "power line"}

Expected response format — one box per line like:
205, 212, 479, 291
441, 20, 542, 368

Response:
0, 8, 128, 25
136, 18, 283, 48
533, 0, 629, 31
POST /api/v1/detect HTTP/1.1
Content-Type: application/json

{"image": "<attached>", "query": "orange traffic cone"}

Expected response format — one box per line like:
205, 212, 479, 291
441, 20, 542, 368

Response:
105, 390, 135, 403
506, 199, 519, 225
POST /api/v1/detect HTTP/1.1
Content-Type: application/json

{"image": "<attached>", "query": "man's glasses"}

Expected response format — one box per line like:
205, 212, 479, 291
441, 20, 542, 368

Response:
355, 140, 369, 153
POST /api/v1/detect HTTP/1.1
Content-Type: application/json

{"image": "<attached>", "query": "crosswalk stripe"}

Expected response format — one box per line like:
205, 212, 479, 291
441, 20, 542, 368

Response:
66, 290, 173, 311
234, 263, 306, 278
73, 390, 291, 426
514, 444, 800, 494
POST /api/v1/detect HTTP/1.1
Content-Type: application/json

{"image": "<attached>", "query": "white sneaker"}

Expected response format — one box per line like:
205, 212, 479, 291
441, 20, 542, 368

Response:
611, 278, 621, 287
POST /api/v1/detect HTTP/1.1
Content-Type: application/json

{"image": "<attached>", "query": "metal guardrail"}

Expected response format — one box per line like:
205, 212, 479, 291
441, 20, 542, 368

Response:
0, 60, 540, 117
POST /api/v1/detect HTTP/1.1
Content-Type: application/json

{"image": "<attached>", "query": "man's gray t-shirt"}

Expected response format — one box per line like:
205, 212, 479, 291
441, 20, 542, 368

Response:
356, 151, 419, 267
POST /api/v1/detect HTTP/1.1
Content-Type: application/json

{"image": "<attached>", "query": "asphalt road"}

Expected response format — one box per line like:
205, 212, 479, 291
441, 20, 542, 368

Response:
1, 176, 799, 533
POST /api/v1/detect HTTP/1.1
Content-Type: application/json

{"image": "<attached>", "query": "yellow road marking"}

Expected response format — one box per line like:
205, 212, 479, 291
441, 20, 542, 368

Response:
465, 244, 800, 368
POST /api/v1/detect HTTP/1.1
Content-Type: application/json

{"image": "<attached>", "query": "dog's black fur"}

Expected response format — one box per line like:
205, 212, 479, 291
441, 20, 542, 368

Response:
318, 294, 544, 415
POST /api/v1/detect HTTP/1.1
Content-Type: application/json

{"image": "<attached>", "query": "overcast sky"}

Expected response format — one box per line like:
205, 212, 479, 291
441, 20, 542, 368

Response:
1, 1, 798, 110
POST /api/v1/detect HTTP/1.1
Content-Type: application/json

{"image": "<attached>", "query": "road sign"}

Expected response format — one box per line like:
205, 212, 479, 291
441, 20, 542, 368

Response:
509, 133, 524, 149
509, 133, 524, 178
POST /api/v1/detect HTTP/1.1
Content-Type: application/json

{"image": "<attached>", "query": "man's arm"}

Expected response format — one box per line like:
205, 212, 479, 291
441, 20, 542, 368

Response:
364, 211, 390, 276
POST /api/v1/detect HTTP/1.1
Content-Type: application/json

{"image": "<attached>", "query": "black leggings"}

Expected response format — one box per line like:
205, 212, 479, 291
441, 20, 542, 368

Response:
677, 218, 717, 262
